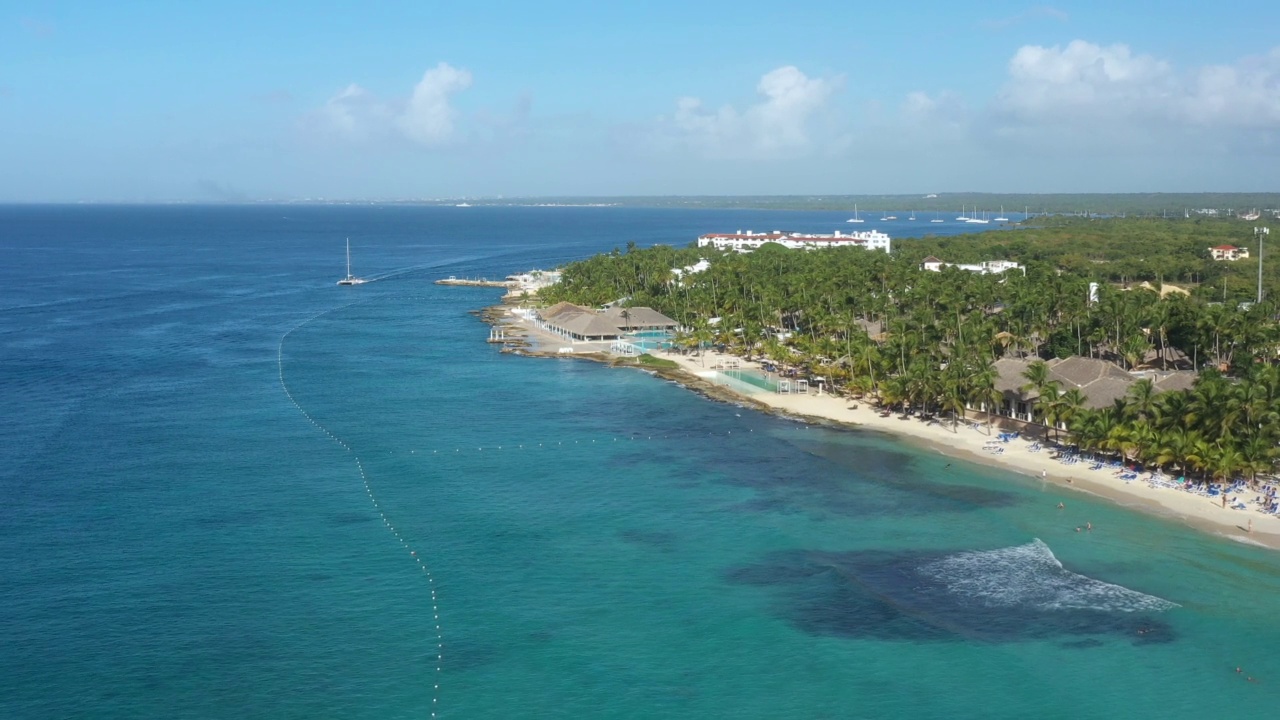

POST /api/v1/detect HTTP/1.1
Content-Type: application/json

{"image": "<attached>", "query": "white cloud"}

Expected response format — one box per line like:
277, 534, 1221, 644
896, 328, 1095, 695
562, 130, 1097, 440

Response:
995, 41, 1173, 125
1181, 48, 1280, 127
992, 41, 1280, 132
398, 63, 473, 145
311, 62, 473, 147
661, 66, 841, 159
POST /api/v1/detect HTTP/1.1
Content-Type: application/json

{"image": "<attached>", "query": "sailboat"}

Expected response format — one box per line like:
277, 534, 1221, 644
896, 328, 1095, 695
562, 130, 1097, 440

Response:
336, 238, 366, 286
846, 204, 864, 223
930, 211, 944, 223
993, 206, 1009, 222
908, 210, 916, 221
966, 209, 989, 224
956, 205, 970, 221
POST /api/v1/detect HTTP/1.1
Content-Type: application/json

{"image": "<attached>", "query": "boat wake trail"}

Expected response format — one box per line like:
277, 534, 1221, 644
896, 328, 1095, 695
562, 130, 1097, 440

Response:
919, 539, 1178, 613
277, 300, 444, 718
361, 255, 495, 284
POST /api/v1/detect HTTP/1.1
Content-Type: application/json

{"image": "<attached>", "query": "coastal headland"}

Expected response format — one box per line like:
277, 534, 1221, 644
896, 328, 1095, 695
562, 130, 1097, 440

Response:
481, 301, 1280, 550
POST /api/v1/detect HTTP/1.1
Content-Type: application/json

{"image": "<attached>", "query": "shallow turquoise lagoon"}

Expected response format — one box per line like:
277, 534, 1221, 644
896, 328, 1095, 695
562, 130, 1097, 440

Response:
2, 205, 1279, 719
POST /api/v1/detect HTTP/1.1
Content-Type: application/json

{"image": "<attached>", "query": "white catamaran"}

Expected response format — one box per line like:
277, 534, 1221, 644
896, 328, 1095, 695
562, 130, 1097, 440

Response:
337, 238, 366, 286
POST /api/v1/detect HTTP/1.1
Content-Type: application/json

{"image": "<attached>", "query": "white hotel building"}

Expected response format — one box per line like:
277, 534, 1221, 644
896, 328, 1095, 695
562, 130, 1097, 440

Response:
697, 229, 891, 253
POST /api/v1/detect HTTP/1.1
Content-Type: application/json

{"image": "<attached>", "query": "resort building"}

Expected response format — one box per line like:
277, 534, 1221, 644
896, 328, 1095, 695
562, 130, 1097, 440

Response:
503, 269, 563, 299
1210, 245, 1249, 261
697, 230, 891, 253
600, 306, 680, 332
920, 257, 1024, 274
982, 356, 1196, 424
536, 302, 678, 343
671, 259, 710, 281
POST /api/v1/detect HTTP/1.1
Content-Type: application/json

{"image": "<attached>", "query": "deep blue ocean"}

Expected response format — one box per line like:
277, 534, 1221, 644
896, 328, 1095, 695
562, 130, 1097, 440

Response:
3, 205, 1279, 719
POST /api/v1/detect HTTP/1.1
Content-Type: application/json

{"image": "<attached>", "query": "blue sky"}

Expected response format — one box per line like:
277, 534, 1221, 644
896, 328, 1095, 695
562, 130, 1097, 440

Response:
2, 1, 1278, 201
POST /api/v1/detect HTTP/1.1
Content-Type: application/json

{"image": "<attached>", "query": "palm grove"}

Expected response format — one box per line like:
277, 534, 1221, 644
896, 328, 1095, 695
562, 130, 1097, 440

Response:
538, 218, 1280, 484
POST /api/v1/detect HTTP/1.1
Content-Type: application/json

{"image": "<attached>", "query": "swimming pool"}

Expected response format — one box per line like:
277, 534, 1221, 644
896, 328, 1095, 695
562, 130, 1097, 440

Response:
717, 369, 778, 394
628, 338, 673, 352
624, 331, 675, 352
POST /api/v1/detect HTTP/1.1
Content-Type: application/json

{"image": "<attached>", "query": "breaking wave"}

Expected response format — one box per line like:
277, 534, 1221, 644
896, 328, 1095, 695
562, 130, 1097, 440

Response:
919, 539, 1178, 613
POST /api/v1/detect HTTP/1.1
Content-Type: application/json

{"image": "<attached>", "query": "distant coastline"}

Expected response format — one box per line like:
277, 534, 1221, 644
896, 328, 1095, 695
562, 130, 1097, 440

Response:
16, 193, 1279, 217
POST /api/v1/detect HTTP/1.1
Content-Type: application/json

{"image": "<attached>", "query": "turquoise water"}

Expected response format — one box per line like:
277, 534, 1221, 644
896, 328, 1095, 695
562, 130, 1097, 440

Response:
3, 206, 1280, 719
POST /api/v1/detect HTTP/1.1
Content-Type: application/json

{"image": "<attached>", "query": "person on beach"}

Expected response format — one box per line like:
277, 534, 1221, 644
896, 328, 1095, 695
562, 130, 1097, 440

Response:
1223, 495, 1228, 509
1247, 519, 1253, 533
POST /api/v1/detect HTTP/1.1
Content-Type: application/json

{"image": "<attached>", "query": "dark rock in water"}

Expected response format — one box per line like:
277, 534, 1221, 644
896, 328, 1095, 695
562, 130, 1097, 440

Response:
726, 540, 1177, 645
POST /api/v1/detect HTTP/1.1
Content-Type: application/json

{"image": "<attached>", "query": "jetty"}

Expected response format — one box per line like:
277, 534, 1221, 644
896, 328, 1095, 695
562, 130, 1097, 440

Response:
435, 276, 514, 288
437, 269, 563, 301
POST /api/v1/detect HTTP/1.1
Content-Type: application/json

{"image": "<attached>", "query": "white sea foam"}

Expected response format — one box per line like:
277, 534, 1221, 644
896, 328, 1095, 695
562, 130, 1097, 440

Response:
919, 539, 1178, 613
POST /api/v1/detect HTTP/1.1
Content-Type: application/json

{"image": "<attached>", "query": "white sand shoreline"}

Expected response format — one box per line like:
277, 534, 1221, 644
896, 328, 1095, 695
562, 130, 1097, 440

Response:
660, 348, 1280, 550
492, 307, 1280, 550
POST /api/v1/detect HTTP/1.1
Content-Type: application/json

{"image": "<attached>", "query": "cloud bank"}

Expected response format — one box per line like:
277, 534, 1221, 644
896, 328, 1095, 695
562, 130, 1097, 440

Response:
989, 41, 1280, 139
313, 62, 473, 147
658, 66, 843, 159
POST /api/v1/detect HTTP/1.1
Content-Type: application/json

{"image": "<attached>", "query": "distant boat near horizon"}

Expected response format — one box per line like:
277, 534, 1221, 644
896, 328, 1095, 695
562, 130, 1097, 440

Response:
336, 238, 367, 286
846, 204, 865, 223
956, 205, 970, 221
931, 210, 944, 223
994, 206, 1009, 222
455, 202, 472, 207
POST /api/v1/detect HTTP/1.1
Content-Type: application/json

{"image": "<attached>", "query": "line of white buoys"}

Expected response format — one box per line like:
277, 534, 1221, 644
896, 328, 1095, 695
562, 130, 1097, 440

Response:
278, 294, 770, 718
279, 299, 444, 717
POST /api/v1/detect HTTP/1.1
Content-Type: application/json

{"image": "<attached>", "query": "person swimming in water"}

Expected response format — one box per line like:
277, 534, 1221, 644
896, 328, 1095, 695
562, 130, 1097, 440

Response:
1057, 502, 1065, 510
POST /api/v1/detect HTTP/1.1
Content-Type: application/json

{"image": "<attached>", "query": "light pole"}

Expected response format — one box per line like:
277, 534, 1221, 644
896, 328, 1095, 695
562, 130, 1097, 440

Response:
1256, 226, 1270, 304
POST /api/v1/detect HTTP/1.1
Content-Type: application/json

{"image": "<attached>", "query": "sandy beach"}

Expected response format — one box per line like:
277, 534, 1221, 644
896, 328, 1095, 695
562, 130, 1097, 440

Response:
492, 307, 1280, 550
662, 348, 1280, 550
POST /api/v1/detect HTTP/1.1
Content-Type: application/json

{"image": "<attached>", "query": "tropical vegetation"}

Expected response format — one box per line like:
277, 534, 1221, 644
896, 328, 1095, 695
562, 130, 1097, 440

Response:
538, 218, 1280, 483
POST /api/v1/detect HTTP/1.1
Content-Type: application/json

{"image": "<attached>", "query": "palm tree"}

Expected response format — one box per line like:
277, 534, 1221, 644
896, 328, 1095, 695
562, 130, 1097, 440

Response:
1052, 388, 1088, 445
968, 365, 1004, 434
1238, 436, 1277, 487
1125, 378, 1158, 422
1021, 360, 1061, 430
